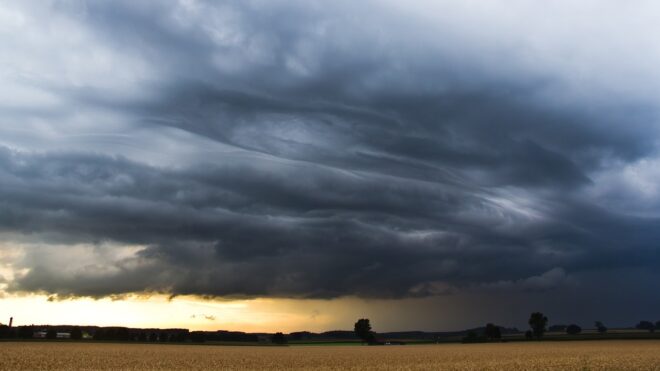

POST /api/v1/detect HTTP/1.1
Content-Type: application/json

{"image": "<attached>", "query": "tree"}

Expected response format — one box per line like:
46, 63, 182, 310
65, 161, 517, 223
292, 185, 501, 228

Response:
566, 324, 582, 335
272, 332, 287, 345
595, 321, 607, 334
524, 330, 533, 340
354, 318, 374, 343
528, 312, 548, 339
484, 323, 501, 340
70, 327, 82, 340
636, 321, 655, 332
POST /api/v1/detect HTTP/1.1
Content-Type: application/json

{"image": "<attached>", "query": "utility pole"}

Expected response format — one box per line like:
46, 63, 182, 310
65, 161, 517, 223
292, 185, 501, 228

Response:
9, 317, 13, 328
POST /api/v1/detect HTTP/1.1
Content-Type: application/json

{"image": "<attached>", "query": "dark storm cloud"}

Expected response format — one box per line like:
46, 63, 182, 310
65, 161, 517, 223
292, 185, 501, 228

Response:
1, 0, 660, 303
3, 144, 658, 298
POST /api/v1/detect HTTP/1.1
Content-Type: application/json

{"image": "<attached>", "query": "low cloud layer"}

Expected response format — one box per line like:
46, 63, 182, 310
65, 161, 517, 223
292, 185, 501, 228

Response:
1, 1, 659, 315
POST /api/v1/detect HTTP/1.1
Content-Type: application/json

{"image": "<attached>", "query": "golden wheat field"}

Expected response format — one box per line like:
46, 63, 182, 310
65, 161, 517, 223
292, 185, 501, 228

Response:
1, 340, 659, 370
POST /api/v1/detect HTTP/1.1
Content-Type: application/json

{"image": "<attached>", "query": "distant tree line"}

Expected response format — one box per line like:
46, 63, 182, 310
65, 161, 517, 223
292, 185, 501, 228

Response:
2, 316, 659, 345
0, 326, 266, 343
189, 330, 259, 343
288, 330, 359, 341
0, 325, 83, 340
456, 312, 660, 343
0, 325, 36, 339
636, 321, 659, 333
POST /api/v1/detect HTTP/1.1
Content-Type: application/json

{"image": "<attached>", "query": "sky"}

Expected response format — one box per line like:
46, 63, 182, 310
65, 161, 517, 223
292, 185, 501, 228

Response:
1, 0, 659, 332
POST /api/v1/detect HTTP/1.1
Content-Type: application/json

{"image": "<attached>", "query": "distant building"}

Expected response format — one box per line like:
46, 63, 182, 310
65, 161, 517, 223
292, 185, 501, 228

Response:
33, 331, 71, 339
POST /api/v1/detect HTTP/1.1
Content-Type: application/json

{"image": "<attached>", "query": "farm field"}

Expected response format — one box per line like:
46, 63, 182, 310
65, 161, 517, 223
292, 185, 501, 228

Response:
1, 340, 660, 370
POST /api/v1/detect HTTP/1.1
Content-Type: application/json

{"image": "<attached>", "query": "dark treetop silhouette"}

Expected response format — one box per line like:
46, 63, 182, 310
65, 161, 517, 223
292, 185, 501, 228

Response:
354, 319, 375, 343
528, 312, 548, 339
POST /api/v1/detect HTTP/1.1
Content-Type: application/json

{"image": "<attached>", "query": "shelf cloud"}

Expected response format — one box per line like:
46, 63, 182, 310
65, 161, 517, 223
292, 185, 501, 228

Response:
1, 0, 659, 318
